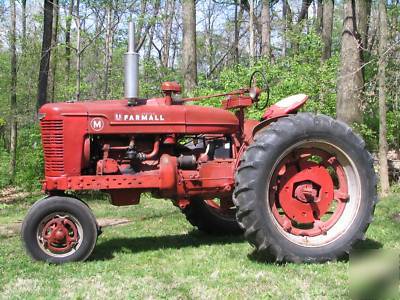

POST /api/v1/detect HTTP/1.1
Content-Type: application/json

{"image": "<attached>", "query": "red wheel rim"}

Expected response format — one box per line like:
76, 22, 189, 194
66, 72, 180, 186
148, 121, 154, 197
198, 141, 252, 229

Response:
270, 147, 349, 238
37, 213, 82, 256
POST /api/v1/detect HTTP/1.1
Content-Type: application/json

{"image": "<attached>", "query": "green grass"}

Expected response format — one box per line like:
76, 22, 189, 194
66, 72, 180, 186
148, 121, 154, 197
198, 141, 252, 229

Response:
0, 193, 399, 299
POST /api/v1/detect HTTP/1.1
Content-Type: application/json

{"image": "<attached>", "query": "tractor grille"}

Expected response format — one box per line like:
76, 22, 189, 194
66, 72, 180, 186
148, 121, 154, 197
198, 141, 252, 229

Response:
41, 120, 64, 174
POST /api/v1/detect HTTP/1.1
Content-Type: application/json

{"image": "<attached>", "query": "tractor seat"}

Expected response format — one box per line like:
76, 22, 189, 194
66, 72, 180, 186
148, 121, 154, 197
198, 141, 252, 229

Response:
274, 94, 308, 108
262, 94, 308, 119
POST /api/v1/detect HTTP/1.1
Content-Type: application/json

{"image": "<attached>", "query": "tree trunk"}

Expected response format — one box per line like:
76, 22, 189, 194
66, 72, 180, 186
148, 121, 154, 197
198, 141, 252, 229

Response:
146, 25, 155, 60
65, 0, 74, 77
9, 0, 18, 181
336, 0, 363, 124
249, 0, 255, 59
162, 0, 175, 68
36, 0, 54, 111
282, 0, 290, 57
103, 6, 114, 99
181, 0, 197, 93
298, 0, 312, 23
316, 0, 323, 33
378, 0, 390, 196
171, 23, 179, 69
356, 0, 372, 54
145, 0, 161, 60
234, 0, 239, 64
75, 0, 81, 101
21, 0, 27, 47
48, 0, 59, 102
261, 0, 271, 58
321, 0, 334, 60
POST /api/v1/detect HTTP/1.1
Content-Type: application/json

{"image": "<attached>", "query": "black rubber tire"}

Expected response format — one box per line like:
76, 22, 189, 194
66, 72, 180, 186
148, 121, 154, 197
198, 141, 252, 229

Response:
233, 113, 377, 263
21, 196, 98, 263
182, 198, 243, 235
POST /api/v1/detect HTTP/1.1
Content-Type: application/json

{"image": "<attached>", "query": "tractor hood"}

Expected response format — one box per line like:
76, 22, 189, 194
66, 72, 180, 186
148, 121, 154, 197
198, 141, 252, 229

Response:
39, 99, 239, 135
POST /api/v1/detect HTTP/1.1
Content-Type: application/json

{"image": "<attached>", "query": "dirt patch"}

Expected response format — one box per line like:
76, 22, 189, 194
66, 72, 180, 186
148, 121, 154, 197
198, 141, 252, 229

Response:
392, 213, 400, 223
0, 222, 22, 238
97, 218, 131, 227
0, 187, 30, 203
0, 218, 131, 238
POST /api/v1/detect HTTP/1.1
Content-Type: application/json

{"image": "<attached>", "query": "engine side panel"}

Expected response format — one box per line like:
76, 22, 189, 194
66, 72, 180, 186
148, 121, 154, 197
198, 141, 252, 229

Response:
86, 102, 239, 135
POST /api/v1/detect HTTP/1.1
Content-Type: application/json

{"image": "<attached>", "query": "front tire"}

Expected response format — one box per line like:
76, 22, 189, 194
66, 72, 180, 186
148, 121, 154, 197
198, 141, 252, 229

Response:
234, 113, 377, 262
21, 196, 98, 263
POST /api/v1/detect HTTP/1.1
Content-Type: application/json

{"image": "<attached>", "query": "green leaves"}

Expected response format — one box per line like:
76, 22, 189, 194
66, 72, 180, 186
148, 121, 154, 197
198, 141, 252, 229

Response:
195, 33, 338, 120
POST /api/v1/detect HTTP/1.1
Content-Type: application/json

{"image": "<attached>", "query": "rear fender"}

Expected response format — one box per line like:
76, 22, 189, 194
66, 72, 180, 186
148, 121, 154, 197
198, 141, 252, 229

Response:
252, 116, 286, 137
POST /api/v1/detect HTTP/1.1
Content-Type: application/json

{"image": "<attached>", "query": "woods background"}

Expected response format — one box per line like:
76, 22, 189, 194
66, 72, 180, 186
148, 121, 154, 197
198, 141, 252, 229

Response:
0, 0, 399, 195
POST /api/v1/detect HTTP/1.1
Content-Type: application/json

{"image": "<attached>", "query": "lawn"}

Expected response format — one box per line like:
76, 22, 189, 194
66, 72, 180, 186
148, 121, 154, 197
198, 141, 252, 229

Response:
0, 192, 399, 299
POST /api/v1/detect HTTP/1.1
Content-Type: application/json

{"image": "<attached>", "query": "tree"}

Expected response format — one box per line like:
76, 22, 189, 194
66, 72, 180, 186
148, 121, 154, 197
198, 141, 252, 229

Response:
181, 0, 197, 93
249, 0, 255, 59
321, 0, 334, 61
316, 0, 322, 33
21, 0, 27, 47
378, 0, 390, 196
356, 0, 372, 56
9, 0, 17, 181
49, 0, 59, 102
75, 0, 81, 101
65, 0, 74, 77
261, 0, 271, 58
298, 0, 312, 23
336, 0, 363, 124
282, 0, 292, 57
233, 0, 240, 63
162, 0, 176, 68
103, 4, 114, 99
36, 0, 54, 110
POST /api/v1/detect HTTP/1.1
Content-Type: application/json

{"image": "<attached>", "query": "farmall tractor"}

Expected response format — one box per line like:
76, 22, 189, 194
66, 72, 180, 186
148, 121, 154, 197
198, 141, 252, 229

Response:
22, 23, 377, 264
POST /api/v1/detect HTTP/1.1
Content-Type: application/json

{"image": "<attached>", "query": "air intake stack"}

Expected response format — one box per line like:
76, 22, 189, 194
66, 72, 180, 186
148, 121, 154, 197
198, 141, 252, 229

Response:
124, 21, 139, 105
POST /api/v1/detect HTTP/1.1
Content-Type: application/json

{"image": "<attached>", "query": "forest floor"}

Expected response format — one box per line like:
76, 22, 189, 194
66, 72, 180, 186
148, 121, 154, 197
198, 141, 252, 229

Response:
0, 192, 399, 299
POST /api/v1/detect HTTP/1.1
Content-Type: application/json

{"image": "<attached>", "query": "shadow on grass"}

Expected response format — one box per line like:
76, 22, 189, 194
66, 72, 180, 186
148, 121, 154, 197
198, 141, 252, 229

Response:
247, 238, 383, 264
90, 230, 245, 261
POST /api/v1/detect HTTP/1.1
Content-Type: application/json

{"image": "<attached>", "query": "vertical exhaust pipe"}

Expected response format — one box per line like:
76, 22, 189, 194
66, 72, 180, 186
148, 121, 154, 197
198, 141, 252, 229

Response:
124, 21, 139, 105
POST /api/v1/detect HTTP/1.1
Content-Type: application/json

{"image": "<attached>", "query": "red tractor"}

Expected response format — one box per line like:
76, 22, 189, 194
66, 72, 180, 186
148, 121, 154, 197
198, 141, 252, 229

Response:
22, 23, 377, 264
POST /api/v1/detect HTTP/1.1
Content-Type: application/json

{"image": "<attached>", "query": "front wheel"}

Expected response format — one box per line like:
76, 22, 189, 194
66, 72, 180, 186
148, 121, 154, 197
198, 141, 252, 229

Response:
21, 196, 98, 263
234, 113, 377, 262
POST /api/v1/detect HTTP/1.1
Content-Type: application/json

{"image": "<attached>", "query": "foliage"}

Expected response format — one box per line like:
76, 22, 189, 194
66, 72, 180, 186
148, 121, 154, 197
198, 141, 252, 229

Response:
196, 31, 338, 120
0, 126, 44, 190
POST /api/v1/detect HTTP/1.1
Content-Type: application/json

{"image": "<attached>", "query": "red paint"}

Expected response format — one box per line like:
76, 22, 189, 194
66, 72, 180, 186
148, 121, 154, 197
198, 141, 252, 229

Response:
270, 148, 348, 237
144, 138, 160, 160
161, 81, 181, 95
221, 96, 253, 110
262, 94, 308, 120
39, 91, 311, 210
108, 189, 141, 206
40, 216, 79, 254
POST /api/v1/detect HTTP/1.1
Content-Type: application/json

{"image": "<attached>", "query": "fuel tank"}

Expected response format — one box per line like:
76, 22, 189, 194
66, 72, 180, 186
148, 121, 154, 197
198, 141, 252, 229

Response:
39, 99, 239, 135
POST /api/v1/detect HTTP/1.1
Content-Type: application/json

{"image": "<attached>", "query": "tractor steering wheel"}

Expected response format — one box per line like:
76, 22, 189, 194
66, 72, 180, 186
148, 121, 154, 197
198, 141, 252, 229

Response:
249, 70, 270, 110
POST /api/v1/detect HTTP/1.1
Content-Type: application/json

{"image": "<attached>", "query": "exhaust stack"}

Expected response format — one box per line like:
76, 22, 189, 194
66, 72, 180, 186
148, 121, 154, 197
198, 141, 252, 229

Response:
124, 21, 139, 105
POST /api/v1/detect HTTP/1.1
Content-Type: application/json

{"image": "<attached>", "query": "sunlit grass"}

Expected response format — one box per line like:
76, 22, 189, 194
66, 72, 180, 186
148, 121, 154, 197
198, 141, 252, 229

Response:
0, 193, 399, 299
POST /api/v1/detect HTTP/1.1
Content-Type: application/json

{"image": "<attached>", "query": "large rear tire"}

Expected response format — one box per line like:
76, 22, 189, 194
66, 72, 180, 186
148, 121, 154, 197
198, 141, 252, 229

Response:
21, 196, 98, 263
234, 113, 377, 262
182, 197, 242, 235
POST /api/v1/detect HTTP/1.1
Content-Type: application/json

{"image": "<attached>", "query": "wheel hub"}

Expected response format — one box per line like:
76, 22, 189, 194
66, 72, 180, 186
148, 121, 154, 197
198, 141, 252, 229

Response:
41, 216, 79, 254
294, 182, 319, 203
279, 162, 334, 223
